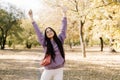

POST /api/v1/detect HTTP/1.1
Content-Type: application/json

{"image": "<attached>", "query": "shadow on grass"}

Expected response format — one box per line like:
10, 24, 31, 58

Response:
64, 60, 120, 80
0, 59, 41, 80
0, 59, 120, 80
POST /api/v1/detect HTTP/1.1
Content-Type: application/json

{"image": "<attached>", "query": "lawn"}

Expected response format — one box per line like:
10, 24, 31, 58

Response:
0, 47, 120, 80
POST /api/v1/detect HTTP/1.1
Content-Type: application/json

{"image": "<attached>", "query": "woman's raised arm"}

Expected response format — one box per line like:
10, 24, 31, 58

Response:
58, 7, 67, 43
28, 10, 45, 47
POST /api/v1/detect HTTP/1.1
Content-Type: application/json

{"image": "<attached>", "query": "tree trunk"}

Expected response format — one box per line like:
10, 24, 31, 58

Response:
0, 28, 6, 50
79, 21, 86, 57
26, 40, 32, 49
1, 37, 6, 49
99, 37, 104, 51
69, 39, 72, 49
1, 36, 7, 50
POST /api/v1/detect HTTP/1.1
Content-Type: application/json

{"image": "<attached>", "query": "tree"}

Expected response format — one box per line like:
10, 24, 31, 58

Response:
20, 19, 39, 49
0, 4, 24, 49
42, 0, 120, 56
68, 0, 120, 54
66, 20, 80, 48
89, 0, 120, 52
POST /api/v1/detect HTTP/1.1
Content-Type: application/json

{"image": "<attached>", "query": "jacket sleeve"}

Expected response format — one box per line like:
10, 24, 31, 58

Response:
32, 21, 45, 47
58, 17, 67, 43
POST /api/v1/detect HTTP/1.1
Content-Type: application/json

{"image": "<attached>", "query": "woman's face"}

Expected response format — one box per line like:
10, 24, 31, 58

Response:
46, 28, 54, 39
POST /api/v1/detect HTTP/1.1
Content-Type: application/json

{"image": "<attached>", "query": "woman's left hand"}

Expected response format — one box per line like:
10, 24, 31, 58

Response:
62, 6, 67, 14
61, 6, 67, 17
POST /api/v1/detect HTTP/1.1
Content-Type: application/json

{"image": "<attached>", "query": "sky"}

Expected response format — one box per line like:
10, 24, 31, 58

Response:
0, 0, 46, 18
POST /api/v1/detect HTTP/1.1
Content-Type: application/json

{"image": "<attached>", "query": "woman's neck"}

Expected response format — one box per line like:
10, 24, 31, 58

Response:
50, 38, 54, 41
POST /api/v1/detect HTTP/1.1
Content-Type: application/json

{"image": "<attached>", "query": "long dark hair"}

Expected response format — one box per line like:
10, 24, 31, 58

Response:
44, 27, 65, 61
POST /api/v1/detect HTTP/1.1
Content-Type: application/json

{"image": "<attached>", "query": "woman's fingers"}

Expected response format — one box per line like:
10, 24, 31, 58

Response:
61, 6, 67, 13
28, 9, 34, 21
28, 9, 32, 15
64, 7, 67, 13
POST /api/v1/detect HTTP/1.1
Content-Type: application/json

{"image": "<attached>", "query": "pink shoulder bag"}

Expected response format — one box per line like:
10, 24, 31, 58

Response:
40, 54, 51, 66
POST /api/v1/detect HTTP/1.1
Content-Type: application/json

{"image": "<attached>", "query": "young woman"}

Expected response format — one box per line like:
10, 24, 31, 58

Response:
28, 7, 67, 80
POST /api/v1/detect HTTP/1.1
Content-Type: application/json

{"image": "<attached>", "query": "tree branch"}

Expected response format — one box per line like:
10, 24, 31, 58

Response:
69, 0, 76, 5
101, 0, 105, 5
82, 2, 114, 20
70, 9, 78, 12
95, 2, 113, 9
69, 0, 79, 12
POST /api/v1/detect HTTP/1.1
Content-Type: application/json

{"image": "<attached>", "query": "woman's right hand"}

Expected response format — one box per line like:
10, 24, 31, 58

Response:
61, 6, 67, 17
28, 9, 34, 20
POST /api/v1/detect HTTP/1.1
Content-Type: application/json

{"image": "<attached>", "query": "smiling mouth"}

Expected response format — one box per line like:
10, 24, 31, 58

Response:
49, 33, 53, 36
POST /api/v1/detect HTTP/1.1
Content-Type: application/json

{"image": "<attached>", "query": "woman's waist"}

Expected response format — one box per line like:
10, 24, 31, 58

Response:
45, 63, 64, 70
